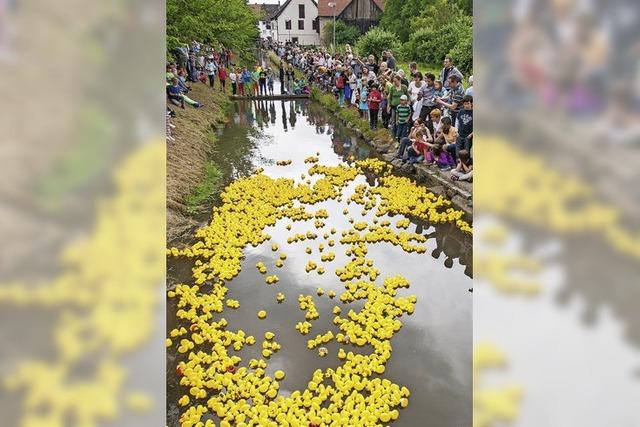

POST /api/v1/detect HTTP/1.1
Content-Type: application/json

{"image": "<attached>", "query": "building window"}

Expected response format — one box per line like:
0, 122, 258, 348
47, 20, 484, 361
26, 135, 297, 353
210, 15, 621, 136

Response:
312, 17, 318, 31
285, 20, 291, 30
298, 19, 304, 30
292, 37, 299, 44
266, 22, 271, 29
299, 4, 305, 18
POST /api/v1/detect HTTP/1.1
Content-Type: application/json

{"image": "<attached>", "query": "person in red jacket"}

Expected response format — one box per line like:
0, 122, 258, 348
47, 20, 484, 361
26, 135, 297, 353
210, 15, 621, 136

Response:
218, 65, 227, 92
367, 83, 382, 130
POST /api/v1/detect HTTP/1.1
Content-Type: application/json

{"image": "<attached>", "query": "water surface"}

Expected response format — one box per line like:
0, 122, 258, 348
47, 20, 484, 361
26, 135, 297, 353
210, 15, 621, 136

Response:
167, 98, 472, 426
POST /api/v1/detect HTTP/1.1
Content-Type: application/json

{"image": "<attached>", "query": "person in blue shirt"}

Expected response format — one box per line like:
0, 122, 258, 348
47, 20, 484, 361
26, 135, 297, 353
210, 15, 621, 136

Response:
166, 78, 203, 109
241, 68, 253, 96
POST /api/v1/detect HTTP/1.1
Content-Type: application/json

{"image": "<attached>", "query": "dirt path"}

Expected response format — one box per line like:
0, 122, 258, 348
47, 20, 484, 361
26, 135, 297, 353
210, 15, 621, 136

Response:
166, 81, 231, 241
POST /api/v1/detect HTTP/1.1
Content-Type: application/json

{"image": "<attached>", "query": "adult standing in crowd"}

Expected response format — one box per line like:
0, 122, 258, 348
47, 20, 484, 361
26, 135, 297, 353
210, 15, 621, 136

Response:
279, 61, 286, 94
440, 56, 463, 89
387, 75, 409, 136
205, 57, 217, 88
437, 75, 465, 126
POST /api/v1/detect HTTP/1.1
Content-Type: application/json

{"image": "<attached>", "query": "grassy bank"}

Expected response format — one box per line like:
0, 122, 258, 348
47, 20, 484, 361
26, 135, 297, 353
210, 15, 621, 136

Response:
167, 81, 231, 240
184, 161, 222, 214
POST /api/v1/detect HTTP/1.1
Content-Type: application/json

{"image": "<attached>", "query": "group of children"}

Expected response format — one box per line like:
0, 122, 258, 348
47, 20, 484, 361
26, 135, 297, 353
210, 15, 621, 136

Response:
394, 94, 473, 181
230, 65, 275, 97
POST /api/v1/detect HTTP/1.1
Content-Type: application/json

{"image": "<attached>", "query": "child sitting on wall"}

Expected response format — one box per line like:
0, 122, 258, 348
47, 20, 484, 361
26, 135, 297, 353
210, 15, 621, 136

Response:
426, 143, 456, 170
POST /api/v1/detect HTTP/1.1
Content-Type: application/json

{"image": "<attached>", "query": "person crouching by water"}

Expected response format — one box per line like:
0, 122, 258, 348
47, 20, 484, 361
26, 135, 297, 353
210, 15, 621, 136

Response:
450, 149, 473, 182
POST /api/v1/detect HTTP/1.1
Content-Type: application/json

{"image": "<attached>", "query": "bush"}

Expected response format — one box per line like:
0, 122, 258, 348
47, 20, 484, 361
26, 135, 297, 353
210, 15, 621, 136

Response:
355, 28, 400, 59
322, 19, 361, 47
447, 22, 472, 75
404, 16, 472, 72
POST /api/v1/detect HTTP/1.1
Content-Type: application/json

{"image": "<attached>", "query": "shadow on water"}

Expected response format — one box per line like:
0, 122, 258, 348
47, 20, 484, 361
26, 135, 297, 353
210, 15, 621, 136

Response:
167, 98, 472, 426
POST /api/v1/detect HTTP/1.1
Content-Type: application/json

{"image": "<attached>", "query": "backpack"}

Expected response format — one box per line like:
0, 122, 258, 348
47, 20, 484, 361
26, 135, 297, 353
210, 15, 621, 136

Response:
336, 75, 345, 89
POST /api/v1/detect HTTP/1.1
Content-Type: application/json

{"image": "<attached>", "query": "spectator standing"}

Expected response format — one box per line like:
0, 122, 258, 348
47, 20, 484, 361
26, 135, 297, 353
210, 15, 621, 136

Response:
205, 57, 217, 88
419, 73, 437, 120
241, 67, 252, 96
345, 69, 355, 106
279, 62, 286, 94
408, 71, 425, 122
380, 86, 390, 129
447, 94, 473, 160
359, 82, 369, 119
267, 69, 275, 95
335, 71, 346, 107
230, 68, 238, 95
218, 65, 227, 92
395, 95, 412, 140
440, 56, 463, 89
385, 51, 397, 71
437, 75, 465, 126
398, 69, 409, 87
387, 75, 409, 135
187, 51, 198, 82
465, 75, 474, 97
252, 66, 260, 96
367, 84, 382, 130
365, 54, 379, 75
259, 69, 267, 96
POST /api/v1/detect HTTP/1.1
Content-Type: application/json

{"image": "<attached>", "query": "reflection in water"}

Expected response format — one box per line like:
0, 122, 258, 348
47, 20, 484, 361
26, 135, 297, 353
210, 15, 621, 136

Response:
269, 101, 276, 124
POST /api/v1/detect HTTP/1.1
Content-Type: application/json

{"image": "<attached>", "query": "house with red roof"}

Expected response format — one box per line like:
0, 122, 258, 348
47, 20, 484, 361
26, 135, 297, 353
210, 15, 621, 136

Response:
318, 0, 385, 44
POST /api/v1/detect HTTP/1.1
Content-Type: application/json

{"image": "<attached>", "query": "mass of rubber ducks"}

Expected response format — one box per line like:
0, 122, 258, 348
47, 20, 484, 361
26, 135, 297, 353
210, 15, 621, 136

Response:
167, 158, 471, 426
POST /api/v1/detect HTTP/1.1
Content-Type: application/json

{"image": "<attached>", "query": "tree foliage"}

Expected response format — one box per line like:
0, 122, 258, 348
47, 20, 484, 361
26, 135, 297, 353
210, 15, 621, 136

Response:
322, 19, 362, 47
167, 0, 259, 61
355, 28, 401, 58
379, 0, 430, 42
380, 0, 472, 73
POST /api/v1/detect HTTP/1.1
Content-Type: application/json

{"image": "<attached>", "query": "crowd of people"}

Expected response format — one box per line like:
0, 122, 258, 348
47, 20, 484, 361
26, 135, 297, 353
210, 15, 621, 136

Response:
165, 41, 236, 141
166, 39, 473, 183
269, 40, 473, 182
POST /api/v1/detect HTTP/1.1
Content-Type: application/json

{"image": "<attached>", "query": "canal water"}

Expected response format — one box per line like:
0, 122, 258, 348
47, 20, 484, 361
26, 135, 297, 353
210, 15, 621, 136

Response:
167, 98, 472, 426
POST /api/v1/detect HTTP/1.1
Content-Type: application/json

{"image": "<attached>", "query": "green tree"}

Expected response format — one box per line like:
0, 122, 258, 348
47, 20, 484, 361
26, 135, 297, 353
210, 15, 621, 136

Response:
167, 0, 259, 62
322, 19, 361, 47
379, 0, 472, 74
355, 28, 401, 58
379, 0, 431, 42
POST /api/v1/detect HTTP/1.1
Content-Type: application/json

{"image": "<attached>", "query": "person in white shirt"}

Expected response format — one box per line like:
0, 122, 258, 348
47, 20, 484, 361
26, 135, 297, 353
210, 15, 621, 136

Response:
465, 75, 474, 97
408, 71, 425, 122
229, 69, 238, 95
205, 57, 217, 88
428, 108, 443, 136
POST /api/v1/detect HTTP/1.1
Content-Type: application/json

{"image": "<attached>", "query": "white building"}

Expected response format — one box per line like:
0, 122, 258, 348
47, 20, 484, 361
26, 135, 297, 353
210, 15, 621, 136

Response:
251, 3, 280, 41
273, 0, 320, 46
